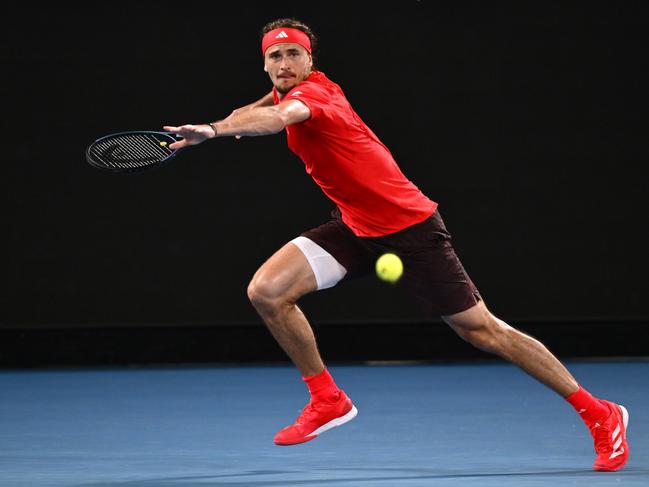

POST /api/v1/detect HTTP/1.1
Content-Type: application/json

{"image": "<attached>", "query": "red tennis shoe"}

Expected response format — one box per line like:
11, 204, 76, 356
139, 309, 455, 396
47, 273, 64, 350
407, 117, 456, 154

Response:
591, 400, 629, 472
274, 390, 357, 446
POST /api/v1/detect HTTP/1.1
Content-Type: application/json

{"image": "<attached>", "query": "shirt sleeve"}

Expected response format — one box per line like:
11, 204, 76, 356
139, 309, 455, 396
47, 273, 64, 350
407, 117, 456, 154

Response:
283, 81, 330, 121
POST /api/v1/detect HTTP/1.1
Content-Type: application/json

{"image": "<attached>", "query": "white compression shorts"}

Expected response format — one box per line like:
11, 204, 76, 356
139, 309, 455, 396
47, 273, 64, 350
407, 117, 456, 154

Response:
290, 236, 347, 290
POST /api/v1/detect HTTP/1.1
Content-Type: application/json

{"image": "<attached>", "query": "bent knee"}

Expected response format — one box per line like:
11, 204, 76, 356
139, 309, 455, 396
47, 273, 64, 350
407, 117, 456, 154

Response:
458, 325, 500, 352
247, 275, 281, 309
465, 324, 508, 353
247, 271, 305, 314
445, 310, 511, 353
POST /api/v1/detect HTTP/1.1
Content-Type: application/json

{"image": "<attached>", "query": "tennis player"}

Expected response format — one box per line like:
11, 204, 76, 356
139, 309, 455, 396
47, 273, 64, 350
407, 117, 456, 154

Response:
164, 18, 629, 471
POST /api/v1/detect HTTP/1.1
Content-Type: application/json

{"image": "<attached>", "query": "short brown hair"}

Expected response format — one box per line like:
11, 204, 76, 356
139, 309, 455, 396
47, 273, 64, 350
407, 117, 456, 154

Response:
261, 18, 318, 65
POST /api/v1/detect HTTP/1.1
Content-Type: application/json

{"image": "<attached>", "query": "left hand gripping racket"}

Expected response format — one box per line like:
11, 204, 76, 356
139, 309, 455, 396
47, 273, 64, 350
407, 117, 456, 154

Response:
85, 131, 184, 173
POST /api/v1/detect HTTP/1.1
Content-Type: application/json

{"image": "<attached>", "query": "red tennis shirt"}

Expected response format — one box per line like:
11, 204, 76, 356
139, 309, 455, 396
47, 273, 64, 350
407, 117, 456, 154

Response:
273, 71, 437, 237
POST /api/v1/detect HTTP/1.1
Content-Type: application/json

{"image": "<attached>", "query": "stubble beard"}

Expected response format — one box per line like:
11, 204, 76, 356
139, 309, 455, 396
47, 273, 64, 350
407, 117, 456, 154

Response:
275, 80, 295, 95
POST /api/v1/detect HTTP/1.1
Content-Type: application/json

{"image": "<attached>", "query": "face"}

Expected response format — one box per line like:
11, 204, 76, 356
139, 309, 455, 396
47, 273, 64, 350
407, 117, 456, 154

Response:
264, 43, 313, 95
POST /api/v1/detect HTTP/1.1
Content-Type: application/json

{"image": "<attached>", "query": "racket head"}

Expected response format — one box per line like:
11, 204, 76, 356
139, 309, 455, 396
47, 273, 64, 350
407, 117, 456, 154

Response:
85, 131, 183, 174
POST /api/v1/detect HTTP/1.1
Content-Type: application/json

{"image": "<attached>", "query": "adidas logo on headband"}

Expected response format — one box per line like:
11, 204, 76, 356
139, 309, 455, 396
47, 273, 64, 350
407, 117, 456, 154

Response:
262, 28, 312, 54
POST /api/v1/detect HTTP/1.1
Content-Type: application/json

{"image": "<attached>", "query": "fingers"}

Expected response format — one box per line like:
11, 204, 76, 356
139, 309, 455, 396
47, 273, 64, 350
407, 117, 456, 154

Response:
163, 124, 216, 148
169, 139, 187, 150
164, 124, 200, 134
168, 140, 186, 150
164, 126, 184, 149
164, 125, 193, 149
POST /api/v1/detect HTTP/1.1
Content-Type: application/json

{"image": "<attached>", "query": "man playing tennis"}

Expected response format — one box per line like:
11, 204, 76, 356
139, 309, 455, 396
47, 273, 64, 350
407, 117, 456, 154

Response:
164, 18, 629, 471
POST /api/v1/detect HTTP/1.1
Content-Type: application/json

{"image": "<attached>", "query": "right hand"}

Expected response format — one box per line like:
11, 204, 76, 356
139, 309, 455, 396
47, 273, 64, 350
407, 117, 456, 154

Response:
163, 124, 215, 150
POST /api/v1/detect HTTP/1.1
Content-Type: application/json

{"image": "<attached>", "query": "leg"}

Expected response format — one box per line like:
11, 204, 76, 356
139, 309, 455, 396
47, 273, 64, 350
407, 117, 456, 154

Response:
389, 211, 628, 469
247, 242, 323, 376
443, 300, 630, 471
442, 300, 578, 397
248, 237, 357, 446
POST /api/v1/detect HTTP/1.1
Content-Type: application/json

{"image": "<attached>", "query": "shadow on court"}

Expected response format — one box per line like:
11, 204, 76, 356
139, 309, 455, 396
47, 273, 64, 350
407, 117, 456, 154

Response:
76, 467, 649, 486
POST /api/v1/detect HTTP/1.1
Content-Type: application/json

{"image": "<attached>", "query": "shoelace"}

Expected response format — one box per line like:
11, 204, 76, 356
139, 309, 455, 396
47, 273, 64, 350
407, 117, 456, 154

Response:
296, 392, 342, 424
591, 422, 613, 454
296, 401, 320, 424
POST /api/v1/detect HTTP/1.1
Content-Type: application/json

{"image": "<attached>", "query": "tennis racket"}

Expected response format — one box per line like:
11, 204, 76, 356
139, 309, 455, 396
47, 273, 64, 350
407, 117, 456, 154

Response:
85, 131, 184, 173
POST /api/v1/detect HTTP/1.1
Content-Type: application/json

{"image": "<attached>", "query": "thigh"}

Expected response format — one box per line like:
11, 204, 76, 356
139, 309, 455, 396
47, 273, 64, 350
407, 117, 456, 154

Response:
250, 242, 318, 301
254, 211, 376, 299
371, 210, 482, 317
300, 212, 375, 281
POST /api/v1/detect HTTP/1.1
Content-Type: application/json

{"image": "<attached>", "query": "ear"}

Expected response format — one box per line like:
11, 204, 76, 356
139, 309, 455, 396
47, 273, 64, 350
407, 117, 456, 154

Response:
263, 64, 268, 72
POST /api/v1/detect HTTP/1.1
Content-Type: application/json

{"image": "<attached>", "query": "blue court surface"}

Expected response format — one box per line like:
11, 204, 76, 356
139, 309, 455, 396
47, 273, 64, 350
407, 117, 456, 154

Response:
1, 360, 647, 486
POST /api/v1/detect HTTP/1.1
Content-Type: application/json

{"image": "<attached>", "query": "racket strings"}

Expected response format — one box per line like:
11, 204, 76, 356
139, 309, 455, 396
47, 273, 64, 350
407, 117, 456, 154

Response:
90, 134, 173, 169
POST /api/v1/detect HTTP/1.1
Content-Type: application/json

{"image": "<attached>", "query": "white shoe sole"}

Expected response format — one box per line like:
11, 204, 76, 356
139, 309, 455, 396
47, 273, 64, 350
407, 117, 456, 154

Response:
308, 405, 358, 438
620, 404, 629, 431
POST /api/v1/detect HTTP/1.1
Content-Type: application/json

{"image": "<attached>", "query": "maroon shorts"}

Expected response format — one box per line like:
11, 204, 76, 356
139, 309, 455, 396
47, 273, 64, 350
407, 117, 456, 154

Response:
301, 208, 482, 317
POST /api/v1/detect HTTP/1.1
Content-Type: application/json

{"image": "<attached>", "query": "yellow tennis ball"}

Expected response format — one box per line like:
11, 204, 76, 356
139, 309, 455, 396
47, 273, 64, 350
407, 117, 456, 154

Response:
160, 141, 168, 147
376, 253, 403, 283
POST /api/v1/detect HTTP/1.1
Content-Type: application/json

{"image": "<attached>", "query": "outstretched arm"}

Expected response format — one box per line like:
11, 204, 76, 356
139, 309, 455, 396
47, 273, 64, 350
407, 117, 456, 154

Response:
163, 97, 310, 150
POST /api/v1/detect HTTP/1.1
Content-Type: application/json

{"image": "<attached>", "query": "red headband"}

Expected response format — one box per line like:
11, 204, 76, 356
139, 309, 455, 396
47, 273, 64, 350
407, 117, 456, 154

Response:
262, 27, 312, 55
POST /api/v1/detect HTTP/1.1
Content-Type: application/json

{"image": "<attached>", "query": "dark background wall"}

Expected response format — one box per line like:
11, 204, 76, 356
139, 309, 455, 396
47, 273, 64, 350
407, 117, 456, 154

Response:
3, 2, 648, 364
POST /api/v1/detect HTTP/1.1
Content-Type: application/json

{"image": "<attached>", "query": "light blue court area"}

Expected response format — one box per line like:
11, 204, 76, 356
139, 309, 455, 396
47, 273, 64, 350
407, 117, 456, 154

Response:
0, 361, 647, 486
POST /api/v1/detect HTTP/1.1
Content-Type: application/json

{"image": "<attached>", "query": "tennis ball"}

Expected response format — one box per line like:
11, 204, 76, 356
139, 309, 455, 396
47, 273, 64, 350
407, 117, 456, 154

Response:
376, 253, 403, 283
160, 141, 168, 147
